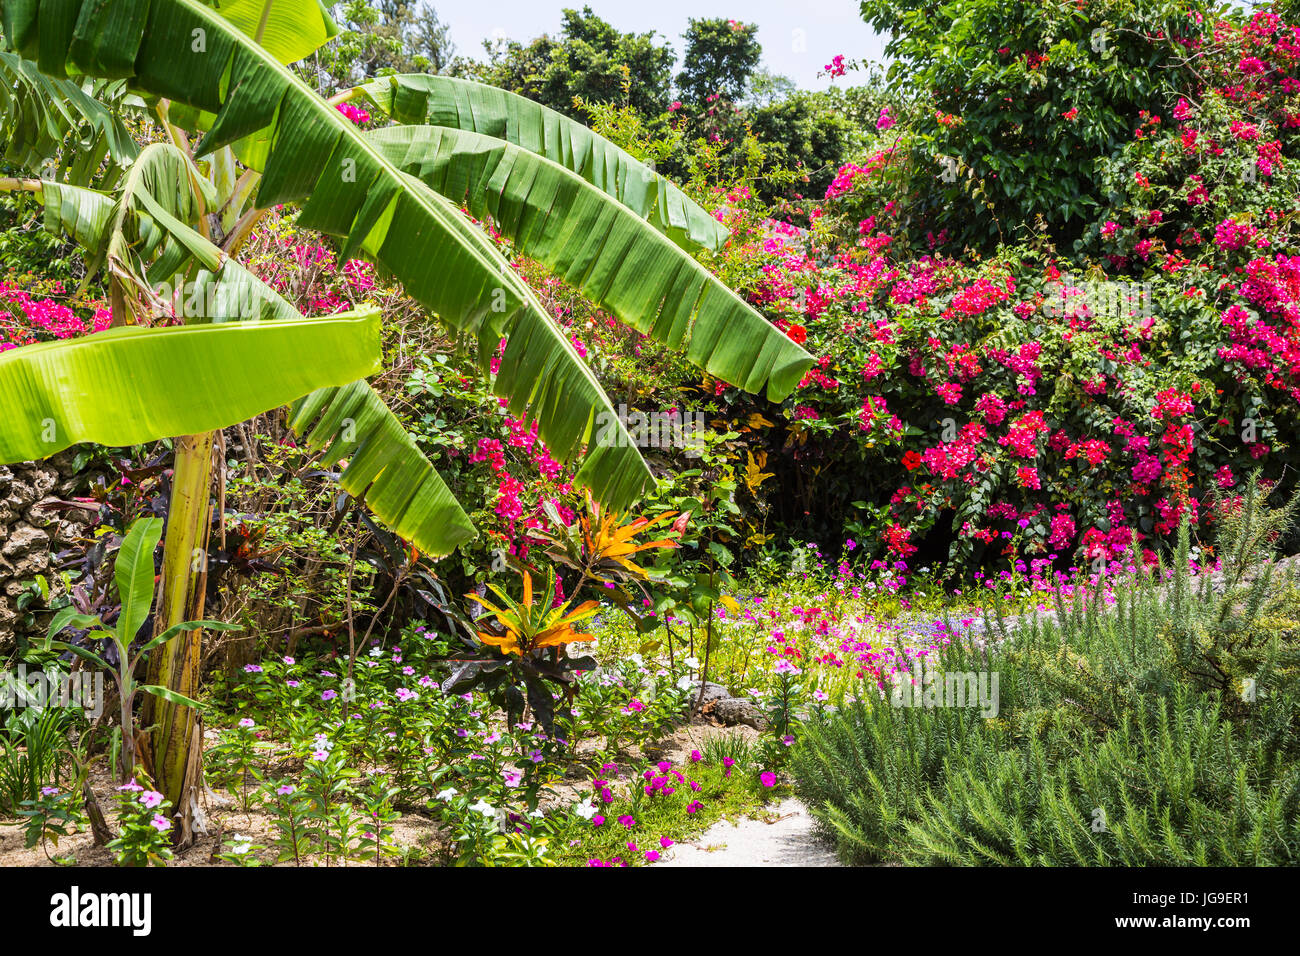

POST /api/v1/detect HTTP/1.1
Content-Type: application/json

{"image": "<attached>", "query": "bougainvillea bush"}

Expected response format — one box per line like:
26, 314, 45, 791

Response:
690, 5, 1300, 573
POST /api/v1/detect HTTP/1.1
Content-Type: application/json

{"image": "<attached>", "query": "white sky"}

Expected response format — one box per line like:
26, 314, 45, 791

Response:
435, 0, 890, 91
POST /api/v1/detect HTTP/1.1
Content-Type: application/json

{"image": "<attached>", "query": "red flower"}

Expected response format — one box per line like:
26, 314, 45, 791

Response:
785, 323, 808, 345
901, 450, 923, 472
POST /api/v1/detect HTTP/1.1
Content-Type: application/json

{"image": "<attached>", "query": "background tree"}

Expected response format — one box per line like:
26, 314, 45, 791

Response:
676, 17, 762, 106
859, 0, 1220, 251
316, 0, 455, 86
456, 6, 674, 119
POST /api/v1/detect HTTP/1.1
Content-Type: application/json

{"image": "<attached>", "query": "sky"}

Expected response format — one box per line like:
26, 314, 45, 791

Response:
435, 0, 890, 91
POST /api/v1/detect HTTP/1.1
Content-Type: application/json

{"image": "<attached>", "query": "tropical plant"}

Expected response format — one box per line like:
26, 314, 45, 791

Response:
44, 516, 240, 785
0, 0, 811, 839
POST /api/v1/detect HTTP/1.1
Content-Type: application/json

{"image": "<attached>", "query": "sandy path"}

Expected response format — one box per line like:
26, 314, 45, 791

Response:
656, 797, 841, 867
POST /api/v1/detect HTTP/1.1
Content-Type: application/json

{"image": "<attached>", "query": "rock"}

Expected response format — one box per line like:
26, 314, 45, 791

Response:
711, 697, 767, 731
1, 525, 49, 560
693, 681, 733, 706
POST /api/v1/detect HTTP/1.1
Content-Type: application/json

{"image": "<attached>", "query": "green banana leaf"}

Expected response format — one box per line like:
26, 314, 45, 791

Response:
29, 177, 476, 555
0, 309, 380, 462
0, 50, 139, 187
202, 0, 337, 65
367, 124, 814, 399
289, 381, 476, 555
355, 74, 731, 254
1, 0, 656, 510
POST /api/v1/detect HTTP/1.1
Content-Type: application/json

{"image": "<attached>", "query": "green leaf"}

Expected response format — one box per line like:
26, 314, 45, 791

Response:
201, 0, 338, 65
288, 381, 476, 556
48, 640, 112, 673
0, 309, 384, 462
0, 50, 139, 185
367, 124, 814, 399
46, 607, 105, 644
355, 74, 730, 253
115, 516, 164, 644
138, 619, 241, 655
138, 684, 203, 709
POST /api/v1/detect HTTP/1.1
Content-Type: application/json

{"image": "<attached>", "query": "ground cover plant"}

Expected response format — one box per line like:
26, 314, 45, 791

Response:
0, 0, 1299, 871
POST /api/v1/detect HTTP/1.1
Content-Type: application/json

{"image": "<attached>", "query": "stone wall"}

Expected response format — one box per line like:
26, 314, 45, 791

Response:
0, 455, 90, 651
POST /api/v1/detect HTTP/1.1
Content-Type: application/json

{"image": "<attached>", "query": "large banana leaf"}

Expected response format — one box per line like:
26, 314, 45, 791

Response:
289, 381, 476, 555
0, 310, 380, 462
28, 175, 476, 554
355, 74, 731, 255
1, 0, 656, 510
40, 142, 221, 290
367, 124, 815, 399
0, 50, 138, 187
202, 0, 337, 65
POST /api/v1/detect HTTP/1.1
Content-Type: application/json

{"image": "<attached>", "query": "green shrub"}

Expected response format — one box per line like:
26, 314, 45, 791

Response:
791, 477, 1300, 864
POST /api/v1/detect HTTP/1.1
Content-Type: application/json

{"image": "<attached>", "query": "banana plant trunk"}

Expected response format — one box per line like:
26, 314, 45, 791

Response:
143, 431, 215, 846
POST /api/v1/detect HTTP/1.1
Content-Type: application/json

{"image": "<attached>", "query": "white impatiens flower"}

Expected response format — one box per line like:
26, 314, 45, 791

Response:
573, 801, 597, 820
435, 787, 458, 802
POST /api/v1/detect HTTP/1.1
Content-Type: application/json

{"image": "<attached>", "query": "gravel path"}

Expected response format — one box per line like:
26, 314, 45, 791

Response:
657, 798, 842, 867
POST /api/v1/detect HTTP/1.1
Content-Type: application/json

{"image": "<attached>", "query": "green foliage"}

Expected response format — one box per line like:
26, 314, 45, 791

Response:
861, 0, 1220, 250
455, 5, 674, 120
792, 478, 1300, 864
676, 18, 762, 106
0, 703, 78, 814
16, 786, 84, 863
315, 0, 455, 85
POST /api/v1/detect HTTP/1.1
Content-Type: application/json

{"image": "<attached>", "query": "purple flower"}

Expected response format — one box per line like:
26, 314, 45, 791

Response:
150, 814, 172, 832
761, 771, 777, 787
321, 689, 337, 701
140, 790, 164, 809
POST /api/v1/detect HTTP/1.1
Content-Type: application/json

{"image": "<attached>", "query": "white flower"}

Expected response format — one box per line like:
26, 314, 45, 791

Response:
469, 798, 495, 817
677, 675, 694, 692
435, 787, 458, 802
573, 801, 597, 820
628, 653, 643, 667
369, 647, 383, 657
683, 656, 700, 670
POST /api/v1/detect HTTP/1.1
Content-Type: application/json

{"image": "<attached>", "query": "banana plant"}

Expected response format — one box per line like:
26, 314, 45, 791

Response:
44, 517, 240, 787
0, 0, 814, 839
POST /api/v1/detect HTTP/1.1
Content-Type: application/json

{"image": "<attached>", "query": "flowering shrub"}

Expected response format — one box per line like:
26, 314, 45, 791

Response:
0, 279, 110, 351
680, 6, 1300, 571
